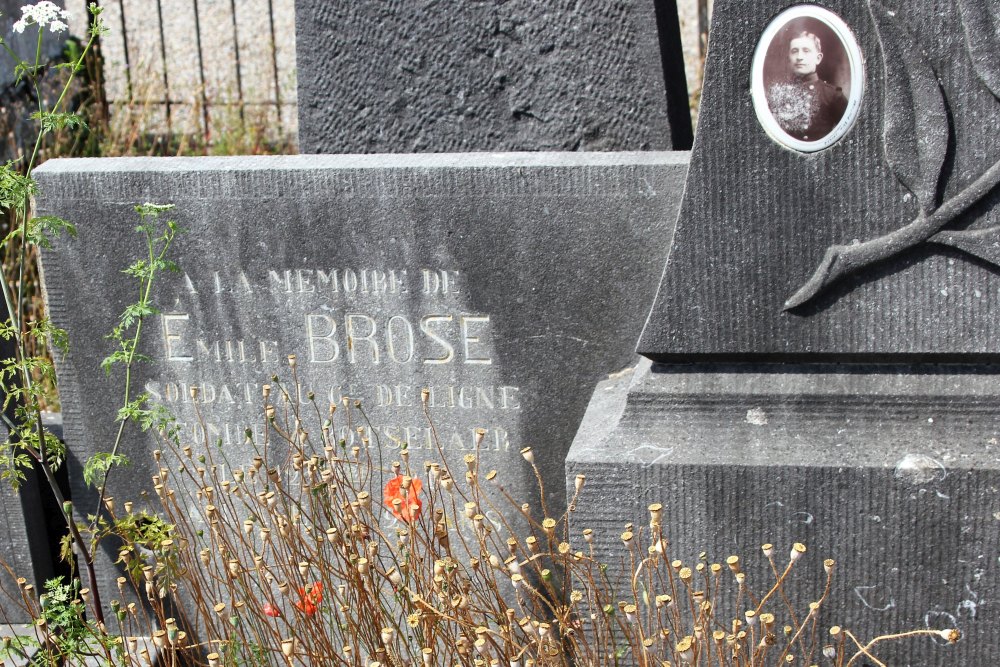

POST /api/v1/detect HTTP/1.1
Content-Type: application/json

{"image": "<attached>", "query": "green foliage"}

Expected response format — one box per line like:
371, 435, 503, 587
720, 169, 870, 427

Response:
0, 162, 36, 211
3, 215, 78, 249
31, 111, 87, 134
112, 512, 176, 582
101, 204, 180, 377
10, 577, 110, 665
83, 451, 130, 487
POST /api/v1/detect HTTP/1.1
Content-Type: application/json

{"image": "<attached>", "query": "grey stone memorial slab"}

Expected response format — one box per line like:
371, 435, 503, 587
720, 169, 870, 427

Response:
0, 467, 52, 624
35, 151, 688, 610
295, 0, 692, 154
0, 340, 55, 624
568, 0, 1000, 663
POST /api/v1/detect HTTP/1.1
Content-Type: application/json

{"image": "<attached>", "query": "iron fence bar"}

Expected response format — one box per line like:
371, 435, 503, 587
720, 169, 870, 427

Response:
699, 0, 711, 57
228, 0, 245, 126
155, 0, 171, 135
115, 0, 132, 101
267, 0, 282, 132
191, 0, 211, 143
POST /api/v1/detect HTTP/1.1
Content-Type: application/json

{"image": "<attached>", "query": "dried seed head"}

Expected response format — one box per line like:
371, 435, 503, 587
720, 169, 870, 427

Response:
762, 543, 774, 558
575, 474, 587, 493
676, 636, 695, 663
824, 558, 835, 575
790, 543, 806, 563
520, 447, 534, 464
938, 629, 961, 643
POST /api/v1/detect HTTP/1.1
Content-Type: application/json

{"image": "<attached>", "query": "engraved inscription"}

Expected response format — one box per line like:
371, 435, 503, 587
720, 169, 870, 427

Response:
148, 266, 520, 457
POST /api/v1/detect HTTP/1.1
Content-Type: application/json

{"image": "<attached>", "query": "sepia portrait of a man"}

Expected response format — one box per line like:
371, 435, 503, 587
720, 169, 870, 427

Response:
752, 7, 863, 151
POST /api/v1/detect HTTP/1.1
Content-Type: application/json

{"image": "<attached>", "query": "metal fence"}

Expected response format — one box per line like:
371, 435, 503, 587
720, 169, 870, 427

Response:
73, 0, 297, 144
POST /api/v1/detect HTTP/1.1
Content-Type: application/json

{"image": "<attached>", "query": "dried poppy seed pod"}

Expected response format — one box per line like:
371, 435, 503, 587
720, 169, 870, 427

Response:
676, 636, 695, 663
287, 354, 297, 369
760, 613, 776, 632
207, 653, 220, 667
621, 531, 634, 545
647, 502, 662, 525
726, 555, 741, 574
582, 528, 593, 544
790, 542, 807, 563
542, 517, 557, 537
474, 428, 486, 447
824, 558, 835, 575
520, 447, 534, 464
938, 629, 961, 643
421, 387, 430, 404
280, 638, 295, 658
262, 384, 271, 399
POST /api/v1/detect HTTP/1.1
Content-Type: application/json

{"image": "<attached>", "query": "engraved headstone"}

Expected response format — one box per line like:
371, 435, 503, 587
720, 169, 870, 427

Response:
36, 151, 688, 608
295, 0, 693, 153
568, 0, 1000, 662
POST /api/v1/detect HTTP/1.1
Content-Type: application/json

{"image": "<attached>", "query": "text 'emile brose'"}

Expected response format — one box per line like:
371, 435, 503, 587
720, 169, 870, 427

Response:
145, 267, 519, 453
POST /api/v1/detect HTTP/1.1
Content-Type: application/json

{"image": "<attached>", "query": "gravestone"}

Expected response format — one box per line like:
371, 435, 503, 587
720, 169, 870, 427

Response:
0, 323, 56, 624
567, 0, 999, 663
36, 151, 688, 609
295, 0, 692, 153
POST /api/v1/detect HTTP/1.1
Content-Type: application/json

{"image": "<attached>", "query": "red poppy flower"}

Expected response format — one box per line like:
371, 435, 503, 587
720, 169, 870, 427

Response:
262, 602, 280, 618
294, 582, 323, 615
384, 475, 423, 522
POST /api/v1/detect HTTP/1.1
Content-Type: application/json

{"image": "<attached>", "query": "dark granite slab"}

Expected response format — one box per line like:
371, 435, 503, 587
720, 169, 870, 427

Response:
295, 0, 692, 153
568, 359, 1000, 664
638, 0, 1000, 361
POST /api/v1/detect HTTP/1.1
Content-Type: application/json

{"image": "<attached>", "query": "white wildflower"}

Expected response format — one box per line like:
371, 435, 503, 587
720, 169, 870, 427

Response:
15, 2, 71, 33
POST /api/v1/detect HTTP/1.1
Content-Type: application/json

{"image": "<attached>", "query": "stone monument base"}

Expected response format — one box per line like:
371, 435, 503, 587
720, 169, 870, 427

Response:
567, 359, 998, 664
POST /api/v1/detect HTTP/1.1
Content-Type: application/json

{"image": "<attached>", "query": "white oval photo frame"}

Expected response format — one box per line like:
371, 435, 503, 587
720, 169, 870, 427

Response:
751, 5, 864, 153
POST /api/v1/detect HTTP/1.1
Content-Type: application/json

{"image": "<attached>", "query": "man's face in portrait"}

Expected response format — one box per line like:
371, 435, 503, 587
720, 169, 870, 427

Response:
788, 35, 822, 77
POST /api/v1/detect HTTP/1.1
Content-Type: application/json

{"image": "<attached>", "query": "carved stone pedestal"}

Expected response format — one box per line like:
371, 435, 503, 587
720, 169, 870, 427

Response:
567, 359, 999, 665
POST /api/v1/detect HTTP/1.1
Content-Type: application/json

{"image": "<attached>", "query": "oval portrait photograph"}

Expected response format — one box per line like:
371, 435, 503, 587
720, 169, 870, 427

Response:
751, 5, 864, 152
